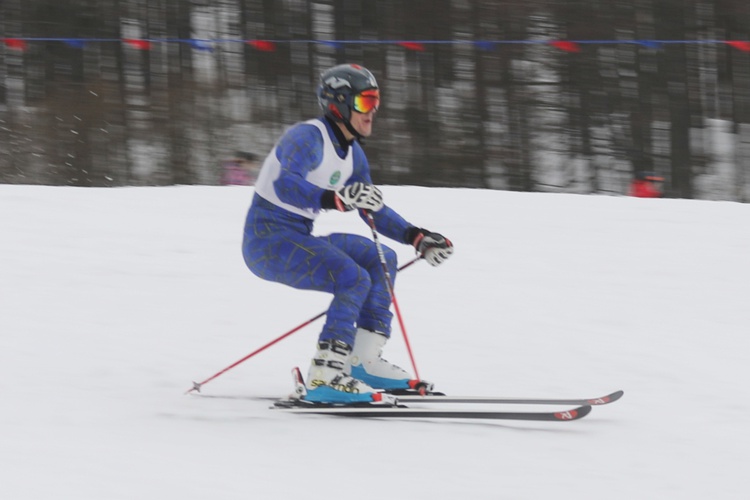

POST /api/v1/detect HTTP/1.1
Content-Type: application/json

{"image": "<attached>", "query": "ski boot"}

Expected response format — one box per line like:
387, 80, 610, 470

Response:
350, 328, 435, 394
305, 339, 394, 405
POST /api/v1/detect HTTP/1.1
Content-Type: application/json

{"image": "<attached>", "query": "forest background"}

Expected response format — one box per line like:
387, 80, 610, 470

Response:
1, 0, 749, 201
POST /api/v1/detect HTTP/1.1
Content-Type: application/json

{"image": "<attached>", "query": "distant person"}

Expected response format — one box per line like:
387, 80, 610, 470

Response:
629, 171, 664, 198
241, 63, 454, 404
221, 152, 260, 186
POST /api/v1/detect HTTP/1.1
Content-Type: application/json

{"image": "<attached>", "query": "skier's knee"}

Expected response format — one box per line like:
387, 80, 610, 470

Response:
336, 262, 371, 295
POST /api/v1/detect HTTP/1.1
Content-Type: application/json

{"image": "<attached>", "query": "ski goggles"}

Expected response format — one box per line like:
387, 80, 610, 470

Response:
352, 89, 380, 114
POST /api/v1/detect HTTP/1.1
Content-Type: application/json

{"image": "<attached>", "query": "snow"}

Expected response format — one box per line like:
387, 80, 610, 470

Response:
2, 184, 749, 499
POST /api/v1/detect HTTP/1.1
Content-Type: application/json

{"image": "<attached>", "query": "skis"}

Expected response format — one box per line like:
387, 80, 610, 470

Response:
191, 367, 622, 422
271, 399, 592, 422
264, 368, 617, 422
391, 389, 624, 406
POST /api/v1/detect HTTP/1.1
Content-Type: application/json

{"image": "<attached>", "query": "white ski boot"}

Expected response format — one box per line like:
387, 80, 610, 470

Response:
305, 339, 393, 404
350, 328, 433, 392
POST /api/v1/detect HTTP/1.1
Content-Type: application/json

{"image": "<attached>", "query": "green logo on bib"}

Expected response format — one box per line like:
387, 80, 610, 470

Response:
329, 171, 341, 185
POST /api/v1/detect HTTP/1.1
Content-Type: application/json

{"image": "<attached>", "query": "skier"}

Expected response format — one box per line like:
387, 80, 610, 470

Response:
629, 171, 664, 198
242, 63, 453, 404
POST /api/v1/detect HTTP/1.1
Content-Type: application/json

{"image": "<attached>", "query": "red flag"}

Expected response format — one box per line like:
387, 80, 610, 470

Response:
4, 38, 28, 51
549, 40, 581, 53
726, 40, 750, 52
246, 40, 276, 52
123, 38, 152, 50
397, 42, 426, 52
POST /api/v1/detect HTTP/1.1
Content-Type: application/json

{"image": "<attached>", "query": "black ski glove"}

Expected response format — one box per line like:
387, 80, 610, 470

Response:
406, 227, 454, 267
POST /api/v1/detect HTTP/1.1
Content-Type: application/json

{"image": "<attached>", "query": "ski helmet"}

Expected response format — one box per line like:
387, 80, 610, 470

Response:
317, 64, 380, 124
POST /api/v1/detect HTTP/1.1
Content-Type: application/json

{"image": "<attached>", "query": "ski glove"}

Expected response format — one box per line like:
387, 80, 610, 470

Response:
409, 228, 454, 267
334, 182, 384, 212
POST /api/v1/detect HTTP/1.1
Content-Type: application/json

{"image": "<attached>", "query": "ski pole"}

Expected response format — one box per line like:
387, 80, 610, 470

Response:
185, 255, 422, 394
362, 210, 422, 381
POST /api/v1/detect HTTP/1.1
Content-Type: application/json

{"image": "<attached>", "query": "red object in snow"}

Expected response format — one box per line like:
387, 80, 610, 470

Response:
629, 179, 663, 198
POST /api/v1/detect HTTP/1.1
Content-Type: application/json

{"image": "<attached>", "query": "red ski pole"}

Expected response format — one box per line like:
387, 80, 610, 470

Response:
362, 210, 421, 381
185, 255, 422, 394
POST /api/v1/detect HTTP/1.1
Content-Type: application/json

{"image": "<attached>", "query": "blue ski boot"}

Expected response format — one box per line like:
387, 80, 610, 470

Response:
305, 339, 389, 404
350, 328, 433, 393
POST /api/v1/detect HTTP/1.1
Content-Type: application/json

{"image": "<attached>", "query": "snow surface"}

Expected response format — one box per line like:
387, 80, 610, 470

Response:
2, 184, 749, 499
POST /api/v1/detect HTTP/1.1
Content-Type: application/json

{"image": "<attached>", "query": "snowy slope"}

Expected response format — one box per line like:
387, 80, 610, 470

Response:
1, 185, 749, 500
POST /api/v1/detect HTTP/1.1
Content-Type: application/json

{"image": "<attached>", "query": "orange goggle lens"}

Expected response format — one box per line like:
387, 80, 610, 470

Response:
353, 90, 380, 114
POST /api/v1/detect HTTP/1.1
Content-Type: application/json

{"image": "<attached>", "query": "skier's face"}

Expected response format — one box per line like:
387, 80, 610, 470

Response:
350, 107, 376, 138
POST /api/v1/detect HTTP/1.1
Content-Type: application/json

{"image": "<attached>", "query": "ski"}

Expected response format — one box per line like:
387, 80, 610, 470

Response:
191, 368, 620, 420
270, 401, 592, 421
392, 389, 624, 406
193, 389, 623, 407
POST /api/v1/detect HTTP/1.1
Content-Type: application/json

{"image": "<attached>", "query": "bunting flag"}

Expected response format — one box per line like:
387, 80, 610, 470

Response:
246, 40, 276, 52
549, 40, 581, 53
63, 39, 87, 49
474, 41, 496, 51
397, 42, 425, 52
319, 40, 343, 50
725, 40, 750, 52
636, 40, 662, 49
123, 38, 152, 50
0, 37, 749, 54
189, 39, 214, 52
3, 38, 28, 51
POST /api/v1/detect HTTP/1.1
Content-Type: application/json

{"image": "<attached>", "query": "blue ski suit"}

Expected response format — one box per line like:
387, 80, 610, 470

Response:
242, 117, 416, 347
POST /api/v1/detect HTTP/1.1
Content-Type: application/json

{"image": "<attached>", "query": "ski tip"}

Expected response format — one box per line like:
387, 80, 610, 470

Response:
587, 390, 624, 405
554, 405, 592, 421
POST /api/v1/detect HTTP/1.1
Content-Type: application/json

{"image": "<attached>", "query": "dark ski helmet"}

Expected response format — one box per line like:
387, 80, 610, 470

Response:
317, 64, 379, 124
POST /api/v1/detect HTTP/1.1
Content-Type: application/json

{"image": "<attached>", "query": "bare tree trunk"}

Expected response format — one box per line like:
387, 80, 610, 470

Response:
655, 1, 694, 198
